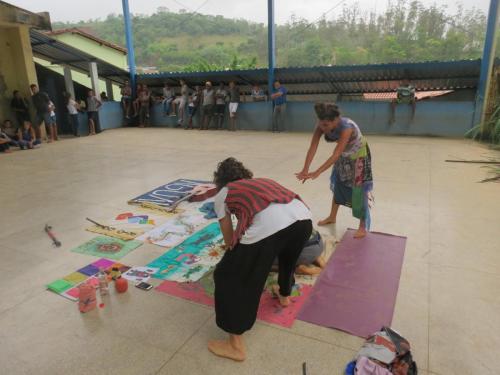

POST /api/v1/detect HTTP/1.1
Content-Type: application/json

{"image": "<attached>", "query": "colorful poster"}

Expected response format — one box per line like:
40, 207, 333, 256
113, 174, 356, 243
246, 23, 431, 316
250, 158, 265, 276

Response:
147, 222, 224, 282
156, 273, 312, 328
47, 259, 129, 301
86, 209, 175, 240
70, 236, 142, 260
136, 211, 211, 248
122, 267, 159, 282
128, 179, 208, 208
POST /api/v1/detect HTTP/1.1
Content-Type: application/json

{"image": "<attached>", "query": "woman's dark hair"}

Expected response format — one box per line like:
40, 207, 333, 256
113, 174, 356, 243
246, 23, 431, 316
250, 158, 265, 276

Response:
314, 102, 341, 121
213, 157, 253, 189
13, 90, 19, 96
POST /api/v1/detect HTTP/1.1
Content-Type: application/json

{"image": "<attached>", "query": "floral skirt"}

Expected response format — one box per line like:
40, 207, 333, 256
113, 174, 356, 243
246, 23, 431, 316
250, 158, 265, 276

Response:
330, 139, 373, 228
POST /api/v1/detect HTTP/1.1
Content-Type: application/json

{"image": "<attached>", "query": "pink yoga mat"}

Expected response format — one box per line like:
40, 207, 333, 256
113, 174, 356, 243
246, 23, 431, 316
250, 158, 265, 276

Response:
156, 280, 312, 328
298, 229, 407, 338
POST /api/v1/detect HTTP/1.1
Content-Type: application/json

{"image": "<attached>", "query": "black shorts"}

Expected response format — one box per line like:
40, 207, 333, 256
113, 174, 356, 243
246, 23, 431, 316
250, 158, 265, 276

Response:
203, 104, 215, 117
215, 104, 226, 115
88, 111, 98, 122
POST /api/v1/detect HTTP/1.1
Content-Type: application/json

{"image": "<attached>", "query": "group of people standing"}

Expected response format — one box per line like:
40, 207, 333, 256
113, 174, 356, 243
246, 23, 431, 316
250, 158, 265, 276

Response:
119, 79, 288, 132
1, 84, 104, 154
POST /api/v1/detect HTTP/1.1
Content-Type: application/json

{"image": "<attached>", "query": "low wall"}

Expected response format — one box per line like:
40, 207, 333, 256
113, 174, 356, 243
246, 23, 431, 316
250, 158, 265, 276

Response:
98, 100, 477, 137
73, 101, 123, 135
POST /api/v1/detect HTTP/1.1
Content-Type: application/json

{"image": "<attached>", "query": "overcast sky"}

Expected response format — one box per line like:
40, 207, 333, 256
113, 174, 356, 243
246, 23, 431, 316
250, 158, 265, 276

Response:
11, 0, 491, 24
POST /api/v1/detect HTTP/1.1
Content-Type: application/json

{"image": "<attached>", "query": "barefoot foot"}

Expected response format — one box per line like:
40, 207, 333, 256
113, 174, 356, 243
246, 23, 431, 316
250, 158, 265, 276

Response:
314, 255, 327, 269
296, 264, 323, 276
318, 217, 336, 226
208, 339, 246, 362
272, 285, 290, 307
353, 228, 367, 238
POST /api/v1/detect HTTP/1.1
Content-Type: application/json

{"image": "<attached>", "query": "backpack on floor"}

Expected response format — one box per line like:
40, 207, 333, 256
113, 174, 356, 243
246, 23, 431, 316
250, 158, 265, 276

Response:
346, 327, 418, 375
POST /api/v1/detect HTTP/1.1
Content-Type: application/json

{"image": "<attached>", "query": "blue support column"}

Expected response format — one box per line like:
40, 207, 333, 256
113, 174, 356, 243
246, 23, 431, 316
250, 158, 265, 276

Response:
267, 0, 276, 100
474, 0, 499, 127
122, 0, 137, 96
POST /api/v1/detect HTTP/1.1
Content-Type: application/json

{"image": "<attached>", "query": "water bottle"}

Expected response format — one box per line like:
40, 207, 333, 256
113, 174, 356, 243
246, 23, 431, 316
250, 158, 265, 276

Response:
98, 268, 109, 296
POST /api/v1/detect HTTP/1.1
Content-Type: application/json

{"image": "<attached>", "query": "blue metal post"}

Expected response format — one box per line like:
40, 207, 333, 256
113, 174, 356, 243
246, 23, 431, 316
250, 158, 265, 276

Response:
122, 0, 137, 96
474, 0, 499, 127
267, 0, 276, 100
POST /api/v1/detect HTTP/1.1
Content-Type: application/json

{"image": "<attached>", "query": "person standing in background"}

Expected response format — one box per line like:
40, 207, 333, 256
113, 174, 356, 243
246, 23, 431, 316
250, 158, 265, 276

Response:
86, 89, 102, 136
201, 81, 215, 130
30, 84, 51, 142
120, 79, 132, 119
162, 83, 175, 116
47, 101, 58, 142
11, 90, 31, 129
65, 93, 80, 137
271, 80, 287, 133
177, 79, 189, 127
228, 81, 240, 131
215, 83, 228, 130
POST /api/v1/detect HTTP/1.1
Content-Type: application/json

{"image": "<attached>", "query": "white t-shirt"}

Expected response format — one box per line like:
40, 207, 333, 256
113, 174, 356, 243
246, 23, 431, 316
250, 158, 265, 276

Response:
163, 88, 174, 100
214, 186, 312, 245
67, 99, 78, 115
49, 101, 55, 116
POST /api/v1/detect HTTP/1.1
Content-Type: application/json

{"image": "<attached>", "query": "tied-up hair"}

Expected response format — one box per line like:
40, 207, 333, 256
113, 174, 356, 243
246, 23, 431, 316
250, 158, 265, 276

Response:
314, 102, 341, 121
213, 157, 253, 190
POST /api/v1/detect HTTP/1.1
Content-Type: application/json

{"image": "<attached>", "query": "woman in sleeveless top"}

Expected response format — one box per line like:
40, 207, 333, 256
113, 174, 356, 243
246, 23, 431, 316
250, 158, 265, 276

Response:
296, 103, 373, 238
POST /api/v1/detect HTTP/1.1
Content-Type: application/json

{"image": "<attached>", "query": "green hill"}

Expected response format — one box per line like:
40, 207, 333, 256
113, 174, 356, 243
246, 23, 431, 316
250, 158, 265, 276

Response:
52, 1, 496, 72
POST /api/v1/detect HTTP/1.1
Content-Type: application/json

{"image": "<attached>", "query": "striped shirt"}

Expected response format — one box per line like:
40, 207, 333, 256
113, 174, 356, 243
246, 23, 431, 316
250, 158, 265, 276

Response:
225, 178, 302, 245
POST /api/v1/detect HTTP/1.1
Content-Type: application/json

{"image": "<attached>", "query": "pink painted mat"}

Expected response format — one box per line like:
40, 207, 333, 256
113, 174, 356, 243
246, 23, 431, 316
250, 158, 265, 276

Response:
156, 279, 312, 328
298, 229, 407, 338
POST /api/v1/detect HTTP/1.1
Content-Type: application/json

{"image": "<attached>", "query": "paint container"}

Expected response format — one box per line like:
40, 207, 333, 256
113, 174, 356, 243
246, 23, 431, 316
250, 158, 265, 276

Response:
78, 280, 97, 313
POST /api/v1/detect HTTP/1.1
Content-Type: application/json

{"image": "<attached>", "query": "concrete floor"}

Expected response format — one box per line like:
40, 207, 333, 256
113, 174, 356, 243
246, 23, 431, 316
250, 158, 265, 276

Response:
0, 128, 499, 375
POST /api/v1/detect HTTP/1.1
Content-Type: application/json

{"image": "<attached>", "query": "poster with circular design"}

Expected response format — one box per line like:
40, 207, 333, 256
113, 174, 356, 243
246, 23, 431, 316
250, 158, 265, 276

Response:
70, 236, 142, 260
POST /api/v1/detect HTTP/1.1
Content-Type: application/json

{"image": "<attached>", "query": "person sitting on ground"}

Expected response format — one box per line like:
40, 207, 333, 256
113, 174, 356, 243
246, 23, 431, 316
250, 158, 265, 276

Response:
0, 136, 11, 153
162, 83, 175, 116
120, 79, 132, 119
251, 84, 265, 102
0, 122, 18, 153
138, 88, 151, 128
0, 123, 19, 147
17, 120, 40, 150
186, 87, 201, 130
215, 82, 228, 130
228, 81, 240, 131
201, 81, 215, 130
86, 89, 102, 136
390, 79, 416, 123
209, 157, 312, 362
47, 101, 58, 142
11, 90, 30, 128
1, 120, 19, 142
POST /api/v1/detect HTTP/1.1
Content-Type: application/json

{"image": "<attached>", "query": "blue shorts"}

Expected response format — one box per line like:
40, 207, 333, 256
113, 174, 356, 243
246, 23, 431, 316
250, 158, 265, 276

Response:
48, 115, 57, 126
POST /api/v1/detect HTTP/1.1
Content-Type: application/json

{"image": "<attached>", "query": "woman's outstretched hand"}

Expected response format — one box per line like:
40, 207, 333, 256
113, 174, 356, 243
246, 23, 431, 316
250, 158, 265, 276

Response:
306, 170, 321, 180
295, 170, 309, 183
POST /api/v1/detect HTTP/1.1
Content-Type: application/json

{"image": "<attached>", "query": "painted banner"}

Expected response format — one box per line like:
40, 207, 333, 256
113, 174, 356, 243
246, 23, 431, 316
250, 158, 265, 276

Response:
147, 222, 224, 282
128, 179, 209, 208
